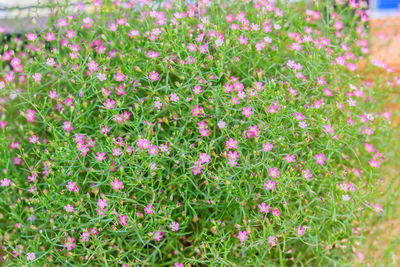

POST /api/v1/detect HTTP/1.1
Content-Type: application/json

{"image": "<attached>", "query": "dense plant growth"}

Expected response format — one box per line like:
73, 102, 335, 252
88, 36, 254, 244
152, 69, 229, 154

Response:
0, 0, 396, 265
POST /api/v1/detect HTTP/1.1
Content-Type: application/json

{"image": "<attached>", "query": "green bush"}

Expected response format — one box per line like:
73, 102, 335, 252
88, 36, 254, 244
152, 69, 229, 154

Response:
0, 0, 395, 265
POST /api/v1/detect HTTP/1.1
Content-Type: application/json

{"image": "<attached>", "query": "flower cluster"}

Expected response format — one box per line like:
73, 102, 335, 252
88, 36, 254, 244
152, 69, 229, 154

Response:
0, 0, 396, 266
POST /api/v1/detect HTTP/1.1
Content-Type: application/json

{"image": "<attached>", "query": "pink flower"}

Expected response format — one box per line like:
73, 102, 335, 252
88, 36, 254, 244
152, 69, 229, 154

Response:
154, 100, 162, 110
295, 225, 306, 236
95, 152, 106, 162
268, 167, 280, 178
44, 32, 55, 41
242, 106, 253, 118
199, 153, 210, 164
314, 153, 327, 165
32, 73, 42, 83
238, 35, 248, 45
26, 33, 37, 41
87, 60, 98, 71
268, 236, 277, 247
66, 181, 79, 192
27, 252, 36, 261
57, 18, 69, 27
193, 85, 202, 94
80, 231, 90, 242
368, 159, 380, 168
103, 98, 115, 109
170, 93, 179, 102
187, 43, 197, 52
373, 204, 383, 213
152, 231, 165, 241
98, 73, 107, 81
218, 121, 226, 129
191, 105, 204, 117
294, 112, 305, 121
148, 145, 159, 156
262, 142, 273, 152
302, 169, 312, 181
258, 202, 270, 213
112, 148, 122, 156
149, 71, 160, 81
226, 138, 238, 149
144, 204, 154, 214
25, 109, 36, 122
119, 215, 128, 226
110, 178, 123, 190
342, 194, 350, 201
284, 154, 295, 163
64, 204, 75, 213
64, 236, 76, 251
63, 121, 74, 133
48, 91, 58, 99
169, 221, 179, 231
364, 143, 375, 153
1, 178, 11, 187
237, 231, 248, 242
272, 208, 280, 216
114, 72, 126, 82
264, 179, 276, 190
97, 198, 108, 210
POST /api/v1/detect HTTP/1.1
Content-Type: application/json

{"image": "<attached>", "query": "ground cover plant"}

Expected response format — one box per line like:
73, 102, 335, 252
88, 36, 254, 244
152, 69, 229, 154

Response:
0, 0, 397, 266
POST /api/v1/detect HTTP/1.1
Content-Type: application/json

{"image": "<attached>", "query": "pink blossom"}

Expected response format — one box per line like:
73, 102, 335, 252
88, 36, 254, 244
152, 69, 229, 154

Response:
258, 202, 270, 213
66, 181, 79, 192
193, 85, 202, 94
120, 215, 128, 226
373, 204, 383, 213
226, 138, 238, 149
314, 153, 327, 165
302, 169, 312, 181
152, 231, 165, 241
284, 154, 296, 163
364, 143, 375, 153
237, 231, 248, 242
32, 73, 42, 83
268, 236, 277, 247
242, 106, 253, 118
64, 236, 76, 251
87, 60, 98, 72
63, 121, 74, 133
199, 153, 210, 164
272, 208, 280, 216
97, 198, 108, 210
103, 99, 115, 109
25, 109, 36, 122
295, 225, 306, 236
26, 33, 37, 41
64, 204, 75, 213
268, 167, 280, 178
144, 204, 154, 214
264, 180, 276, 190
262, 142, 273, 152
169, 221, 179, 231
218, 121, 226, 129
95, 152, 106, 162
149, 71, 160, 81
27, 252, 36, 261
111, 178, 123, 190
1, 178, 11, 187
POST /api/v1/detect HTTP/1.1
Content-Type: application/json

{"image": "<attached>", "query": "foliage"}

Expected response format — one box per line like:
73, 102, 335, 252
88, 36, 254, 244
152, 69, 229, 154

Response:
0, 0, 396, 266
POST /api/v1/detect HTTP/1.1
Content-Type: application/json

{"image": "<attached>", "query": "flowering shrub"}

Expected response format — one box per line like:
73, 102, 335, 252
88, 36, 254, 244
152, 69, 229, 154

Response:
0, 0, 397, 265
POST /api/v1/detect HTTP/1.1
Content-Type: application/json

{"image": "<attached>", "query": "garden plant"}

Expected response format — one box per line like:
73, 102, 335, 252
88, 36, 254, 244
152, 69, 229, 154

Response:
0, 0, 398, 266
